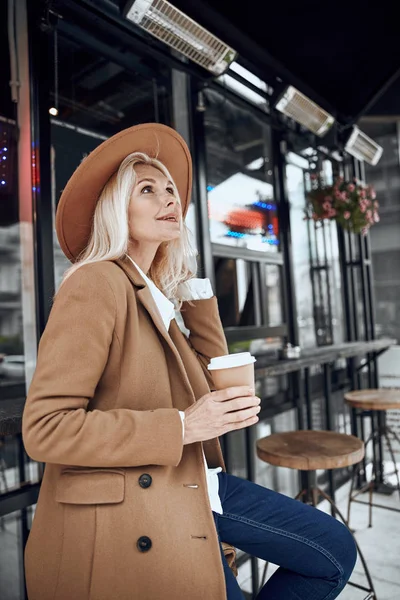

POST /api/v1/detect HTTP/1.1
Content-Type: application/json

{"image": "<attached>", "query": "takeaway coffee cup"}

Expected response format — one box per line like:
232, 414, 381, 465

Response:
207, 352, 256, 391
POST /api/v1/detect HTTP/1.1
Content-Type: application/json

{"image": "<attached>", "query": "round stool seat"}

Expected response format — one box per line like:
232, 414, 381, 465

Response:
344, 388, 400, 411
256, 430, 364, 471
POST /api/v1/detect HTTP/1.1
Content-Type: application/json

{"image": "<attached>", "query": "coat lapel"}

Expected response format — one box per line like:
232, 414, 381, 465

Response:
114, 257, 195, 404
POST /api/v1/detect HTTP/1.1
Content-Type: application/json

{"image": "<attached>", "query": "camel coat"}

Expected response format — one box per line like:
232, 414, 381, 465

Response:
22, 257, 229, 600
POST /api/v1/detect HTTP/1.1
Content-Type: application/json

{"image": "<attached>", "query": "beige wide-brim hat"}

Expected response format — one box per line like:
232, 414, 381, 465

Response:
55, 123, 192, 262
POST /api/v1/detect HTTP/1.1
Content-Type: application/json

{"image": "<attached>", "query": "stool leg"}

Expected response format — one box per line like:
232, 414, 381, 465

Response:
383, 428, 400, 501
294, 489, 306, 502
311, 487, 319, 508
368, 479, 373, 528
347, 463, 358, 526
317, 487, 377, 600
259, 561, 269, 590
387, 425, 400, 446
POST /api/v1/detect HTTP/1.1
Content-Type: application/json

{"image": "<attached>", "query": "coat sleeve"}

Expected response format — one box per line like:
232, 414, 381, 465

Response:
180, 296, 229, 390
22, 265, 184, 468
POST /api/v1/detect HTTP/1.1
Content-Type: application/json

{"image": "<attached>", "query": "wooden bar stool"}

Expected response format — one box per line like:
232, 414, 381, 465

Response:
256, 430, 376, 599
345, 389, 400, 528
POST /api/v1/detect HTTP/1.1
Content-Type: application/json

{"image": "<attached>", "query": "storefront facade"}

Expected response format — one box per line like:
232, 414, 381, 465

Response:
0, 1, 388, 597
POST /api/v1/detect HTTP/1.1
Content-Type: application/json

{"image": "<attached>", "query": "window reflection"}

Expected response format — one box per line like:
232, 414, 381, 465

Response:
287, 163, 317, 348
204, 89, 278, 253
214, 257, 255, 327
264, 264, 283, 326
287, 160, 344, 348
365, 125, 400, 342
51, 34, 173, 290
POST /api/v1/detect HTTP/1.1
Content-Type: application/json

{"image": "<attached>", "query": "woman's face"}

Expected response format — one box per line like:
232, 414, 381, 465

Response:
128, 163, 182, 245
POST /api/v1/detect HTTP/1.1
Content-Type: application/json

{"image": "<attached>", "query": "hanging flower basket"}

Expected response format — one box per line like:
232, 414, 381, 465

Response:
306, 176, 380, 235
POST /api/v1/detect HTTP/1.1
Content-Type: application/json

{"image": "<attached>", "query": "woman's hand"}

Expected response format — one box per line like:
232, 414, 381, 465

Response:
183, 386, 261, 445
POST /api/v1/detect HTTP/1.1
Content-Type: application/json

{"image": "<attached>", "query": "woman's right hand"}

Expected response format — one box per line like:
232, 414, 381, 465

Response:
183, 386, 261, 445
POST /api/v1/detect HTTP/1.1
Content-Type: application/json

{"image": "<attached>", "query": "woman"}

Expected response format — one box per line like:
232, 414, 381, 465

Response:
22, 123, 356, 600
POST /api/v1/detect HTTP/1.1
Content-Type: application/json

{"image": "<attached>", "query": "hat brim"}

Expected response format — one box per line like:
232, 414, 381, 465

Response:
55, 123, 192, 262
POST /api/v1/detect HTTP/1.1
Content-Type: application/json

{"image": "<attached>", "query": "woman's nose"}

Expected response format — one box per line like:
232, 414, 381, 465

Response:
162, 194, 177, 207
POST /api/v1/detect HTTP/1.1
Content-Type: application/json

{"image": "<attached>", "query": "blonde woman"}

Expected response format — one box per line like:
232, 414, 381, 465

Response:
22, 123, 356, 600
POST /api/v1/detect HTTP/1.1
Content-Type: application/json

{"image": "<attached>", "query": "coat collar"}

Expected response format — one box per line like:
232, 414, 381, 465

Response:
114, 255, 147, 289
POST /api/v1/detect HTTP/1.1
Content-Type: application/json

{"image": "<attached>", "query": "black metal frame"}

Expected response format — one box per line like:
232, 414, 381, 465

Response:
29, 2, 56, 337
336, 158, 383, 487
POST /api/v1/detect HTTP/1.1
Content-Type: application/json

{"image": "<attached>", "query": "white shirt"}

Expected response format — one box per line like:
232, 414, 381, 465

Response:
126, 256, 223, 514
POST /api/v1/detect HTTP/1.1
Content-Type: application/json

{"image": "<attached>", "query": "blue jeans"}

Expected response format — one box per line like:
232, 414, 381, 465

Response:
214, 472, 357, 600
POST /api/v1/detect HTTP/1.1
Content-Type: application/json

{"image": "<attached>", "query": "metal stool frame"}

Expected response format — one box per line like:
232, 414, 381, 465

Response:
348, 422, 400, 528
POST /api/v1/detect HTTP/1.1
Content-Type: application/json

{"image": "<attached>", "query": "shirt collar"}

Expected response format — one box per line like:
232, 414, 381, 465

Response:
125, 255, 175, 331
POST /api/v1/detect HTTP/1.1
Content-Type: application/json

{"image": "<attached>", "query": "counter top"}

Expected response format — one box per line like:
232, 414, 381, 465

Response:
255, 338, 397, 377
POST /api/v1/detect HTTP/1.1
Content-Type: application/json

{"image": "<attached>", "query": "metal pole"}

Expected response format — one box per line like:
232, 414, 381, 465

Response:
271, 130, 299, 345
189, 81, 215, 289
337, 225, 353, 341
323, 363, 336, 507
304, 368, 313, 429
28, 1, 56, 338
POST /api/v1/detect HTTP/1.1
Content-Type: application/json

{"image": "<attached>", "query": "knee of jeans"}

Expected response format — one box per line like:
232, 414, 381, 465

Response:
332, 521, 357, 582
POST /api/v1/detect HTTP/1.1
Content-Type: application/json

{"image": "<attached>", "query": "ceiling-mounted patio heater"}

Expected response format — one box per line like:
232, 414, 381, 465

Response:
275, 86, 335, 137
345, 126, 383, 166
121, 0, 237, 76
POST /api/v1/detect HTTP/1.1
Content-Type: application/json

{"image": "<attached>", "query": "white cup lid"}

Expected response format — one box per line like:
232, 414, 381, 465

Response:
207, 352, 256, 370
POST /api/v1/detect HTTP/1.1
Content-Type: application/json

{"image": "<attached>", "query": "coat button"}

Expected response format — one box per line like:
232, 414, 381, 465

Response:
137, 536, 152, 552
138, 474, 152, 488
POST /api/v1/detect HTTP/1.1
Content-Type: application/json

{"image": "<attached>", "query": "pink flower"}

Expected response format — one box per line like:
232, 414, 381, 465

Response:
374, 212, 380, 223
347, 183, 355, 192
344, 211, 351, 220
341, 192, 348, 202
360, 204, 367, 213
335, 190, 342, 200
323, 201, 331, 211
360, 189, 366, 199
366, 210, 372, 219
370, 189, 376, 200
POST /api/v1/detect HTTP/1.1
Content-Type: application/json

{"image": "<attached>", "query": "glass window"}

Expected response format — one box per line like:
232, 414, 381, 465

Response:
263, 264, 284, 326
51, 33, 173, 290
287, 159, 344, 348
204, 89, 278, 253
214, 257, 256, 327
287, 163, 316, 348
364, 123, 400, 342
1, 7, 41, 596
0, 508, 34, 597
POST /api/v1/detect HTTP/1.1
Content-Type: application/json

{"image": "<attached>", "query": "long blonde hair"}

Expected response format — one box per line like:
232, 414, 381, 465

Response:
60, 152, 197, 301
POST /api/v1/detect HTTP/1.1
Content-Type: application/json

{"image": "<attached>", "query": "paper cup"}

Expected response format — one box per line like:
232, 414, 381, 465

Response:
207, 352, 256, 390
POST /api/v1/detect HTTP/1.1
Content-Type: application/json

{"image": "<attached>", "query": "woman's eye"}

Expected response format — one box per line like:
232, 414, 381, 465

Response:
166, 187, 174, 195
141, 185, 152, 194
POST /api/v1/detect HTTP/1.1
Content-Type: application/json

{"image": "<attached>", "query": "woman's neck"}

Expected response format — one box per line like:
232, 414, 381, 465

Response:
126, 243, 159, 275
